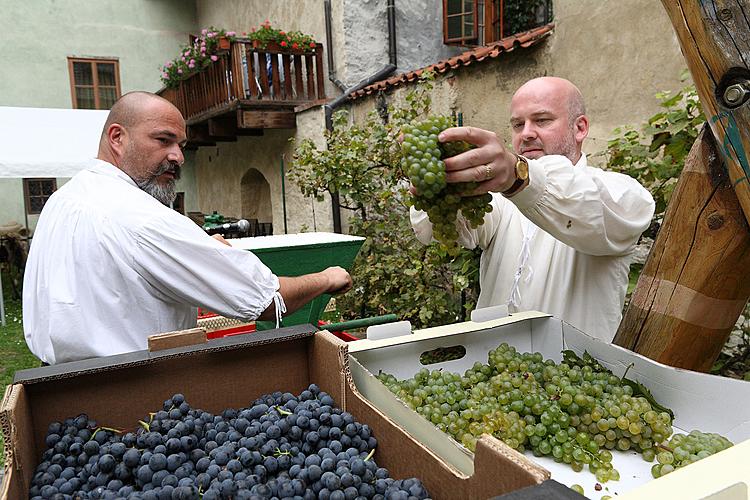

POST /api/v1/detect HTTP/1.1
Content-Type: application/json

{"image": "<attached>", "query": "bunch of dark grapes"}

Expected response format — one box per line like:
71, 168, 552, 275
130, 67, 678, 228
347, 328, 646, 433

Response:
400, 115, 493, 253
28, 384, 431, 500
377, 343, 733, 484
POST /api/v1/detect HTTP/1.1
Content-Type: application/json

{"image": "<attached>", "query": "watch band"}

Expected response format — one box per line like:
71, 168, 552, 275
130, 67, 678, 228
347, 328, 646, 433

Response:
501, 176, 526, 197
502, 154, 529, 197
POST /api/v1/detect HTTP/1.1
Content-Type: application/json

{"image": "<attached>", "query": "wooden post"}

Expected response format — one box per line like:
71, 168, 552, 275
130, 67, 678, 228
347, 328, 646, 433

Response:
660, 0, 750, 222
614, 127, 750, 371
614, 2, 750, 370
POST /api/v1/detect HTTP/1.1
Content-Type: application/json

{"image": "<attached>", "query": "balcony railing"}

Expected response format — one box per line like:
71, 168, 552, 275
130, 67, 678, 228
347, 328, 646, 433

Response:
158, 38, 326, 134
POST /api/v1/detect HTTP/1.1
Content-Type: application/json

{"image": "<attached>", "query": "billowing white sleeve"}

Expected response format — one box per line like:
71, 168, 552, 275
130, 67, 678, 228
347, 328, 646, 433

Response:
410, 155, 654, 256
511, 155, 655, 256
131, 216, 279, 320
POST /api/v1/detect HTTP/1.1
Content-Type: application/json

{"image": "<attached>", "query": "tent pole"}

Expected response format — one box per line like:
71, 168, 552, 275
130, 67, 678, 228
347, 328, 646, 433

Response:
0, 269, 6, 327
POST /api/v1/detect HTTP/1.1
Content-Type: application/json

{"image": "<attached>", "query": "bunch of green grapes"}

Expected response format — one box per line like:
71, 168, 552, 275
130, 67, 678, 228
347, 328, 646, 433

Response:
650, 430, 733, 478
377, 342, 733, 483
400, 115, 493, 253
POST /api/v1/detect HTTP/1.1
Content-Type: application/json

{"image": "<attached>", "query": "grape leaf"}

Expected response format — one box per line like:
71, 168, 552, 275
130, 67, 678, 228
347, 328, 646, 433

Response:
620, 378, 675, 419
561, 349, 676, 419
561, 349, 611, 373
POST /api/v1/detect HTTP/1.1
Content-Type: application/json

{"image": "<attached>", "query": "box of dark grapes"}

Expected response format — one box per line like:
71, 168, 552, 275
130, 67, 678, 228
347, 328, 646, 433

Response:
346, 310, 750, 499
0, 324, 547, 499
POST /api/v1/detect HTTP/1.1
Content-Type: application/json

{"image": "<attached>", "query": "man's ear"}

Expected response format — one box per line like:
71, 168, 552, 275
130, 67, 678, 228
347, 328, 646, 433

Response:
107, 123, 126, 157
574, 115, 589, 144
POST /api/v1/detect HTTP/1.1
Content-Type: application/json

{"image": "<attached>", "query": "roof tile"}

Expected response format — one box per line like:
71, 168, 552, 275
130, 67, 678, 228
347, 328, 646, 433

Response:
349, 24, 554, 100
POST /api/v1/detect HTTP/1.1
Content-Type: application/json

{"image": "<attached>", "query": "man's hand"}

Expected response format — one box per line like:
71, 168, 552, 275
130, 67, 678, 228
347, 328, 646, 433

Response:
212, 234, 231, 246
439, 127, 520, 195
321, 266, 353, 295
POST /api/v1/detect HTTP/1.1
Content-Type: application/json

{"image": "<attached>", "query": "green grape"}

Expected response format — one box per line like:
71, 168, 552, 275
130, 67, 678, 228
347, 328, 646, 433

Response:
657, 451, 674, 465
570, 484, 584, 495
401, 115, 493, 252
376, 341, 733, 483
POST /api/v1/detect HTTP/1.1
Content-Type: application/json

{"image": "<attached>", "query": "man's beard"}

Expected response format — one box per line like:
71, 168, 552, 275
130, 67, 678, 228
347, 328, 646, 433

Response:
520, 133, 578, 163
135, 162, 181, 206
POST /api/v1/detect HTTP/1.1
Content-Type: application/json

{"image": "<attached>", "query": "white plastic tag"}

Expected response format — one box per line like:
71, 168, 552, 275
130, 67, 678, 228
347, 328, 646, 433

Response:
470, 304, 509, 323
366, 320, 412, 340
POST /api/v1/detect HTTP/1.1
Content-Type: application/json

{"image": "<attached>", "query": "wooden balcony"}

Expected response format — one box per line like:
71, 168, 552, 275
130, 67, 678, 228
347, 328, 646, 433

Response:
158, 39, 327, 148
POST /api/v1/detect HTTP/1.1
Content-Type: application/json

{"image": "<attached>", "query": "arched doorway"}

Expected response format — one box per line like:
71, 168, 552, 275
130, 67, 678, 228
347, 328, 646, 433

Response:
240, 168, 273, 235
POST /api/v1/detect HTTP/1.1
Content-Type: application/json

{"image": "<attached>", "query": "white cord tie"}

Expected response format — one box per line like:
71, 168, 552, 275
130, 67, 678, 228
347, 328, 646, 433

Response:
273, 291, 287, 329
507, 218, 538, 311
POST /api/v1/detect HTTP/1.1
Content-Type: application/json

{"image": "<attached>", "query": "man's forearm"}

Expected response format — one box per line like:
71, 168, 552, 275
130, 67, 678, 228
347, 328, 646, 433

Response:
257, 272, 330, 321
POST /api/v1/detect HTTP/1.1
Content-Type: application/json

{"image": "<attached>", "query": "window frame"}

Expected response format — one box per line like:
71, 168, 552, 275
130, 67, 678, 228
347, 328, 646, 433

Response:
23, 178, 57, 215
173, 192, 185, 215
67, 57, 121, 110
443, 0, 480, 45
444, 0, 549, 47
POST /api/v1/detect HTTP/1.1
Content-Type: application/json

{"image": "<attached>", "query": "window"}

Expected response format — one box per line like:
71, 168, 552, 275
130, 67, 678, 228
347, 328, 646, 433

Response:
23, 179, 57, 215
68, 58, 121, 109
443, 0, 552, 46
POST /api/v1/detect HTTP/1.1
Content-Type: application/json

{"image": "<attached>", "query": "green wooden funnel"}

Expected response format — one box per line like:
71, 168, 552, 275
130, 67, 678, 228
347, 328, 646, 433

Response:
231, 232, 365, 330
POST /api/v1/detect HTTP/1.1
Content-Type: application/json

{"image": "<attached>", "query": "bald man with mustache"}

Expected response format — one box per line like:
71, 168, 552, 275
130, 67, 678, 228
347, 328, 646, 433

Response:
24, 92, 352, 364
411, 77, 655, 341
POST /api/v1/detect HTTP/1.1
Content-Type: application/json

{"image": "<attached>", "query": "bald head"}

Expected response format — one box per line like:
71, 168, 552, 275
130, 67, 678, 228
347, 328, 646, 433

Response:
99, 92, 181, 149
97, 91, 187, 205
513, 77, 586, 125
509, 77, 589, 162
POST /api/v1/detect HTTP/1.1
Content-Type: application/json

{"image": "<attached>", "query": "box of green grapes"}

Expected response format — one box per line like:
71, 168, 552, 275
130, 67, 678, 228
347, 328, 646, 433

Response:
345, 310, 750, 499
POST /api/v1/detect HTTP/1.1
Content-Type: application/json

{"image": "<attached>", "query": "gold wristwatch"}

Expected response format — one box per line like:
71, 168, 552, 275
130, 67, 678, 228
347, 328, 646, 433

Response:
502, 154, 530, 197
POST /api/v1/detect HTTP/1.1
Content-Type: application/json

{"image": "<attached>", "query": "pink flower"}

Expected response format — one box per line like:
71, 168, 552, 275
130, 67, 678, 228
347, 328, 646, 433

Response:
188, 63, 195, 68
190, 59, 195, 65
227, 31, 236, 37
210, 55, 218, 62
166, 61, 173, 68
201, 46, 206, 53
162, 72, 168, 78
201, 29, 208, 35
181, 56, 186, 62
177, 69, 183, 74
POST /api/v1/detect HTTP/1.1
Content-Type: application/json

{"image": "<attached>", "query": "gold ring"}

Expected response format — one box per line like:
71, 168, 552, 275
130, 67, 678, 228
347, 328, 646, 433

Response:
483, 164, 493, 180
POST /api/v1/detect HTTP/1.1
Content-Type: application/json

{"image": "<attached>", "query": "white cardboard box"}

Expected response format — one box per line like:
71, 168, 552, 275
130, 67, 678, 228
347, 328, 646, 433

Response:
345, 311, 750, 499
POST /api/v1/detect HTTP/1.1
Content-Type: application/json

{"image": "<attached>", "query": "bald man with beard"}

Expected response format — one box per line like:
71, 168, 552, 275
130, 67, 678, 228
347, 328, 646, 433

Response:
411, 77, 655, 341
24, 92, 351, 364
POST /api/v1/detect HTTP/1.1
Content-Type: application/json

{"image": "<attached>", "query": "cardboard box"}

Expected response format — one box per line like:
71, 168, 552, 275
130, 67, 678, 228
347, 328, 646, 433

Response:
618, 438, 750, 500
0, 325, 548, 499
346, 311, 750, 499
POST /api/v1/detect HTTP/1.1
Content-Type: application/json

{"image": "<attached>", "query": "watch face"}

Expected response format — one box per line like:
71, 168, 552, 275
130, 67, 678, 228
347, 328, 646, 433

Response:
516, 156, 530, 180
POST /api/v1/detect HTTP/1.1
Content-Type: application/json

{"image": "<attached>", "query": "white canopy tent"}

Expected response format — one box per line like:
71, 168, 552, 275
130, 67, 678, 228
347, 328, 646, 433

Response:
0, 106, 109, 326
0, 106, 109, 178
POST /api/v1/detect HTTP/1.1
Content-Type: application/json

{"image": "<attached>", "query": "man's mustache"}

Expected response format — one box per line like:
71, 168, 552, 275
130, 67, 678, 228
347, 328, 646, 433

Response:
151, 162, 181, 181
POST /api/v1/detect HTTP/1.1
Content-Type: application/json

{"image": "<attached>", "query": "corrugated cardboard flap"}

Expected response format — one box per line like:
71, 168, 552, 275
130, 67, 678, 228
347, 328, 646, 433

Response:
1, 383, 34, 498
341, 332, 550, 499
0, 384, 17, 474
14, 324, 317, 385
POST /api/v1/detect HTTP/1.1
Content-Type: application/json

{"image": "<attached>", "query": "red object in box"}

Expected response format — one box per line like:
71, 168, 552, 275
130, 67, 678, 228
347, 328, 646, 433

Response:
318, 321, 359, 342
196, 312, 358, 342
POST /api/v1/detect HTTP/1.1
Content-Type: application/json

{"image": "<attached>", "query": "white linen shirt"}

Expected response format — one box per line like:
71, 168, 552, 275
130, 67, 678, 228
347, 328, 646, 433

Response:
23, 159, 280, 364
411, 154, 655, 342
